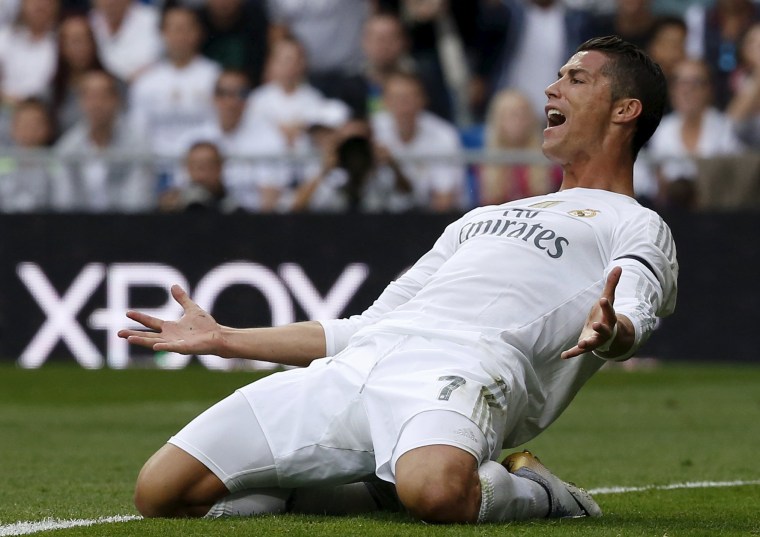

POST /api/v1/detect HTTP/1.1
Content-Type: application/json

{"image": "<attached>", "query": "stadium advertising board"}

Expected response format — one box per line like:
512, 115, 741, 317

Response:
0, 212, 756, 367
0, 213, 448, 369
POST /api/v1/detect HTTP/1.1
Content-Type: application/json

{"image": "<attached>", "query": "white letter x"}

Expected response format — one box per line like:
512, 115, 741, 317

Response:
17, 262, 105, 368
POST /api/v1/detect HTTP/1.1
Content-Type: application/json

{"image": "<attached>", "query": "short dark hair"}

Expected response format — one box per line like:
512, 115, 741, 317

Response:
576, 35, 666, 159
383, 69, 427, 98
80, 69, 122, 99
650, 15, 687, 39
187, 140, 223, 162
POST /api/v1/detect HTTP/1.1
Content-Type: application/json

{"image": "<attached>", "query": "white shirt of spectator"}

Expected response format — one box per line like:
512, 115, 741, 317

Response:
129, 56, 221, 158
0, 25, 56, 99
53, 117, 156, 212
266, 0, 368, 73
501, 2, 566, 119
245, 81, 328, 131
372, 110, 465, 209
89, 2, 162, 81
648, 107, 744, 182
176, 117, 291, 211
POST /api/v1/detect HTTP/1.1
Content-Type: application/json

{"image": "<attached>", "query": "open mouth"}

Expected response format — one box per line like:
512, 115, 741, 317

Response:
546, 109, 566, 128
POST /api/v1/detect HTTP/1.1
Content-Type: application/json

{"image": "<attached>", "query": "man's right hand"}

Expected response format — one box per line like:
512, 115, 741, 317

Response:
118, 285, 226, 357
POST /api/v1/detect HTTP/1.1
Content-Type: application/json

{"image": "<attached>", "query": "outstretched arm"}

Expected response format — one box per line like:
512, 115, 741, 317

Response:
561, 267, 636, 360
117, 285, 327, 367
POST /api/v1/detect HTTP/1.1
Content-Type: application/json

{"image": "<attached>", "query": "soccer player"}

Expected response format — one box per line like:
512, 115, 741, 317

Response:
119, 36, 678, 523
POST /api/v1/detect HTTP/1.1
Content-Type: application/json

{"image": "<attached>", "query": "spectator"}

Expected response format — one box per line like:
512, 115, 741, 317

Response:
54, 70, 154, 212
589, 0, 656, 50
178, 70, 289, 212
0, 0, 59, 105
267, 0, 370, 116
0, 99, 55, 212
245, 36, 349, 151
371, 70, 465, 212
161, 141, 241, 213
645, 16, 688, 110
649, 58, 744, 208
726, 22, 760, 146
128, 6, 221, 184
361, 11, 416, 117
290, 119, 415, 213
685, 0, 760, 109
88, 0, 161, 82
478, 89, 562, 205
51, 14, 108, 136
394, 0, 481, 125
197, 0, 269, 86
634, 17, 688, 207
472, 0, 593, 120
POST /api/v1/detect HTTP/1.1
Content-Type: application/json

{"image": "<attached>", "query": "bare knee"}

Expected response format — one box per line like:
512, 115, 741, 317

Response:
394, 446, 481, 524
134, 444, 228, 518
398, 478, 478, 523
134, 461, 178, 518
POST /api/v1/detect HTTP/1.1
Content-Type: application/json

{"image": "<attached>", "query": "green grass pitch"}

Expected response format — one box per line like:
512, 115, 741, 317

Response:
1, 362, 759, 536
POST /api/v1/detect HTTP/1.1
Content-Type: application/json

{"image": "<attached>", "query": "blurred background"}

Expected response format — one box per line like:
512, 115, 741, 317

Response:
0, 0, 758, 370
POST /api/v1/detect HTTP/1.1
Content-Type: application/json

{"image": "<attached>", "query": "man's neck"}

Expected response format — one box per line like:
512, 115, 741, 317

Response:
220, 116, 240, 134
396, 117, 418, 143
170, 54, 197, 69
557, 147, 636, 197
104, 9, 128, 34
89, 123, 115, 148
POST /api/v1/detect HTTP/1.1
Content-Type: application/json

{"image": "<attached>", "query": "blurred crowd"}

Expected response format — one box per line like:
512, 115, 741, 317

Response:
0, 0, 758, 214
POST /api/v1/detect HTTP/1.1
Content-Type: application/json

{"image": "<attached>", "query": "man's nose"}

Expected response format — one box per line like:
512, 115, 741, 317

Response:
545, 79, 560, 99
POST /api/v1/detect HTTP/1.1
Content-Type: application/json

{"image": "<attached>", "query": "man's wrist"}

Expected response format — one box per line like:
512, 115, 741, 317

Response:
593, 323, 618, 354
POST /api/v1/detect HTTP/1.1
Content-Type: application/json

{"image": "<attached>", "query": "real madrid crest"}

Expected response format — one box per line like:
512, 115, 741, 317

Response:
568, 209, 599, 218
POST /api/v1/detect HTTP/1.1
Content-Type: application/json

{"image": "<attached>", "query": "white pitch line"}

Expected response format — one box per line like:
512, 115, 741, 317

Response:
0, 515, 141, 536
589, 479, 760, 495
2, 480, 760, 536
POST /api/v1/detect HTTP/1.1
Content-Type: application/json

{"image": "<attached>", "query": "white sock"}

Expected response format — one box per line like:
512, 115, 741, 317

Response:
477, 461, 550, 522
204, 488, 292, 518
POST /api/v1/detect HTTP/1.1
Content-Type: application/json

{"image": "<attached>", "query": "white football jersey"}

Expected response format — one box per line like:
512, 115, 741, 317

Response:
321, 187, 678, 446
128, 57, 221, 157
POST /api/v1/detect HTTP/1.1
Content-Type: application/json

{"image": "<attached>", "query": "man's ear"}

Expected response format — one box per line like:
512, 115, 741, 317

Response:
612, 98, 642, 125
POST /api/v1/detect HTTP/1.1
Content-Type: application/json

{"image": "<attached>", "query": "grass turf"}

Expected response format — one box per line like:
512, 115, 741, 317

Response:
0, 362, 759, 536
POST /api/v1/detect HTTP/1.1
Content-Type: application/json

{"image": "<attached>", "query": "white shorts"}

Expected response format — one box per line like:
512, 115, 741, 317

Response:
170, 332, 511, 490
168, 391, 279, 493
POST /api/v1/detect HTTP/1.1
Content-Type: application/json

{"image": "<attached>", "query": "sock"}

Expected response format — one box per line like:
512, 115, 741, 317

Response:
204, 488, 292, 518
477, 460, 550, 522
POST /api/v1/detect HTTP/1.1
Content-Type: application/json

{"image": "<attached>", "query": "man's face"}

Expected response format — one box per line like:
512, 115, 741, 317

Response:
669, 60, 711, 118
162, 9, 202, 61
80, 73, 120, 128
363, 16, 406, 69
542, 50, 615, 164
187, 145, 223, 193
214, 73, 249, 129
383, 76, 424, 125
648, 24, 686, 75
22, 0, 59, 33
60, 16, 97, 70
12, 107, 51, 147
741, 25, 760, 70
267, 41, 306, 86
